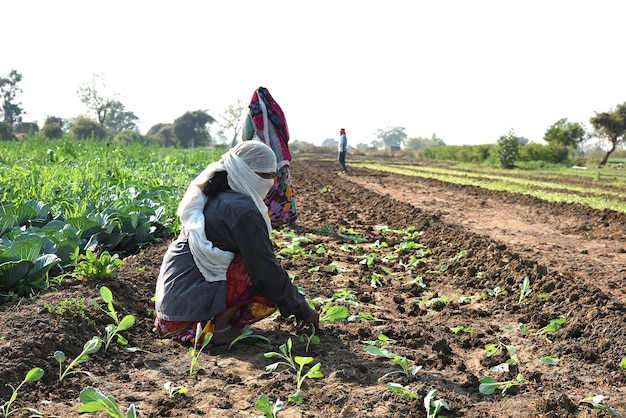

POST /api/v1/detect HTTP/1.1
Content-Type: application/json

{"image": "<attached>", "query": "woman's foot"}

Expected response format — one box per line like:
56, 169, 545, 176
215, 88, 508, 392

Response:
211, 325, 241, 345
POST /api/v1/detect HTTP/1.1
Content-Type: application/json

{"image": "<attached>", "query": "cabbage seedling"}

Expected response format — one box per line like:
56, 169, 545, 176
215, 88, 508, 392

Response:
518, 276, 532, 305
0, 367, 44, 417
385, 382, 417, 400
478, 374, 528, 395
319, 301, 349, 323
578, 395, 621, 417
55, 336, 102, 381
288, 356, 324, 405
164, 382, 188, 398
365, 346, 422, 381
424, 389, 450, 418
256, 395, 283, 418
93, 286, 136, 351
229, 324, 270, 350
265, 338, 297, 372
189, 322, 213, 376
298, 324, 320, 352
532, 318, 566, 336
79, 386, 136, 418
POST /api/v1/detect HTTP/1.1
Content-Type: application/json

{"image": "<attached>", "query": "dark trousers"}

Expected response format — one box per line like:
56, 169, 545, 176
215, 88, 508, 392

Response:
338, 151, 347, 172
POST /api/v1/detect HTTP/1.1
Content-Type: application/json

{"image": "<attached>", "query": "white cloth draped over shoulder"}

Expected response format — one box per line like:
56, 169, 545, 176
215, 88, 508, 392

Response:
176, 141, 277, 283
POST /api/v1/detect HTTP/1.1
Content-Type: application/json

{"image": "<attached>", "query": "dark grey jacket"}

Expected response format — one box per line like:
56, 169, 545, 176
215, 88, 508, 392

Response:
155, 190, 311, 322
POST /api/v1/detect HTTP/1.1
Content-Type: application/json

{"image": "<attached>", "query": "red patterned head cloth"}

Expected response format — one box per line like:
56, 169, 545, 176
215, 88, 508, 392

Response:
248, 87, 291, 163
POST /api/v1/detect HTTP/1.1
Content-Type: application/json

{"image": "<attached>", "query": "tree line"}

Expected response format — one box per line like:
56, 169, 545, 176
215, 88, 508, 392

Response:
1, 69, 625, 166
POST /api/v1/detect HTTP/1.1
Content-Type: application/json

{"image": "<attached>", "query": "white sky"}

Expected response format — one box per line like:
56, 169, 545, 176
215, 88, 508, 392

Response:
4, 1, 625, 146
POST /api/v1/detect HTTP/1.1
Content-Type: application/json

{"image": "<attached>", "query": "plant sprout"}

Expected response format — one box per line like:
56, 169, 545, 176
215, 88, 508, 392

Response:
424, 389, 450, 418
385, 382, 417, 400
164, 381, 188, 398
55, 336, 102, 381
79, 386, 136, 418
298, 325, 320, 352
365, 346, 422, 381
93, 286, 136, 351
318, 302, 349, 323
578, 395, 621, 417
532, 318, 566, 336
288, 356, 324, 405
189, 323, 213, 376
484, 341, 517, 357
518, 276, 532, 305
228, 324, 270, 350
479, 374, 528, 395
1, 367, 44, 417
256, 395, 283, 418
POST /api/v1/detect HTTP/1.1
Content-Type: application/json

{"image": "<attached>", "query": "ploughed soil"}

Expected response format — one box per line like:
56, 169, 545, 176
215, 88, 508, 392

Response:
1, 158, 625, 418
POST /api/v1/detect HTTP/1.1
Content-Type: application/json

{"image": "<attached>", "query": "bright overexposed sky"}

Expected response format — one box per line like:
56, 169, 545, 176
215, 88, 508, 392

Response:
4, 1, 625, 146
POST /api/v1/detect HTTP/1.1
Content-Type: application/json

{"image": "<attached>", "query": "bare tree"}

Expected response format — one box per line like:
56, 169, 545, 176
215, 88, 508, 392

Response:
219, 100, 246, 147
76, 73, 118, 125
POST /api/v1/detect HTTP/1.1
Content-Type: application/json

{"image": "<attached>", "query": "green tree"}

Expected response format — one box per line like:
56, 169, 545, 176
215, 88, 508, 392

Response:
374, 126, 407, 149
104, 101, 139, 135
173, 110, 216, 148
0, 70, 24, 125
406, 133, 445, 151
589, 102, 626, 166
71, 116, 107, 140
543, 118, 587, 148
77, 73, 117, 125
322, 138, 338, 148
219, 100, 246, 146
497, 129, 519, 169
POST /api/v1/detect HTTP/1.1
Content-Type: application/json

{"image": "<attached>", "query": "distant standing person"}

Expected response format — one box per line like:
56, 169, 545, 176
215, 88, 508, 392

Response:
242, 87, 297, 226
338, 128, 348, 174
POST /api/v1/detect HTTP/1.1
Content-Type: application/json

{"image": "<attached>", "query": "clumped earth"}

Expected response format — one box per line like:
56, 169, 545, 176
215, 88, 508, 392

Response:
1, 158, 625, 418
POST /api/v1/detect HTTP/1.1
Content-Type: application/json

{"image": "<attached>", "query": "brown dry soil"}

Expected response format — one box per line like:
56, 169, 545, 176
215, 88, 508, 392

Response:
1, 159, 625, 418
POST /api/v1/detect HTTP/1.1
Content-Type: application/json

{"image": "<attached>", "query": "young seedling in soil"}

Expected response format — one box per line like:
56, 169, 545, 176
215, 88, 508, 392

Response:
93, 286, 136, 351
364, 334, 396, 347
0, 367, 44, 417
189, 322, 213, 376
318, 301, 349, 324
289, 356, 324, 405
163, 381, 188, 398
55, 336, 102, 381
532, 317, 566, 336
229, 324, 270, 350
264, 338, 324, 405
578, 395, 622, 417
484, 341, 517, 357
256, 395, 283, 418
450, 325, 475, 334
79, 386, 137, 418
424, 389, 450, 418
478, 374, 528, 395
265, 338, 297, 372
539, 356, 561, 365
298, 324, 320, 352
73, 249, 123, 280
621, 357, 626, 369
518, 276, 532, 305
348, 312, 386, 323
365, 346, 422, 381
385, 382, 417, 400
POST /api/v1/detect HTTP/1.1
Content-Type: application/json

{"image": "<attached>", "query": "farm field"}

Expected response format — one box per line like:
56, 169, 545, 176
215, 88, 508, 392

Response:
1, 157, 626, 417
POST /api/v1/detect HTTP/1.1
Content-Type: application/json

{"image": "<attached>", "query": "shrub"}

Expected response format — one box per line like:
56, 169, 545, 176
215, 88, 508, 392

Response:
0, 121, 16, 141
71, 116, 106, 140
496, 130, 519, 168
42, 117, 64, 139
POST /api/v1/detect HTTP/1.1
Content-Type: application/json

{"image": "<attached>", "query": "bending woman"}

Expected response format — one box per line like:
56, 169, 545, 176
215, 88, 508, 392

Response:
153, 141, 319, 346
242, 86, 297, 226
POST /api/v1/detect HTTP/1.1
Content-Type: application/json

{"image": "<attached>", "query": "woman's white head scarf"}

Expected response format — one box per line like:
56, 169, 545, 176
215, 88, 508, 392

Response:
177, 140, 277, 282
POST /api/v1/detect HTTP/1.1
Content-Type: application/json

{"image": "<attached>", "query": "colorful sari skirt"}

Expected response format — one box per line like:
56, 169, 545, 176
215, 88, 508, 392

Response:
153, 254, 276, 345
265, 164, 298, 226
